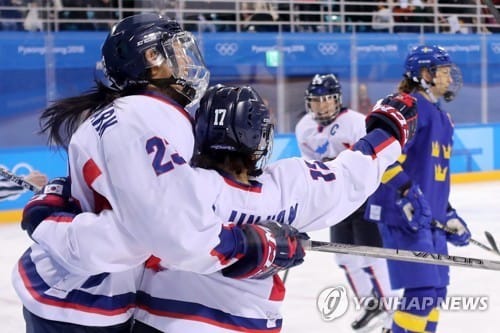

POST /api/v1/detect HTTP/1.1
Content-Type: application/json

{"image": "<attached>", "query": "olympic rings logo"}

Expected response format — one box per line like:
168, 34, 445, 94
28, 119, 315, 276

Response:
317, 43, 338, 55
491, 43, 500, 54
0, 162, 34, 201
215, 43, 238, 56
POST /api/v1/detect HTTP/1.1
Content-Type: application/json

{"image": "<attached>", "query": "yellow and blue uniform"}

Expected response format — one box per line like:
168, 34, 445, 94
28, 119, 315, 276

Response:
365, 92, 455, 332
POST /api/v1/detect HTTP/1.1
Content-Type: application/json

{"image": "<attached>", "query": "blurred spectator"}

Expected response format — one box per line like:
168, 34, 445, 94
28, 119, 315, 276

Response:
480, 0, 499, 33
357, 83, 373, 115
345, 0, 377, 32
393, 0, 437, 33
276, 1, 295, 32
412, 0, 441, 33
393, 0, 419, 32
0, 0, 24, 31
371, 1, 394, 32
135, 0, 178, 19
295, 0, 322, 32
23, 1, 43, 31
183, 1, 237, 32
438, 0, 476, 31
59, 0, 93, 30
89, 0, 116, 31
447, 13, 470, 33
241, 1, 278, 32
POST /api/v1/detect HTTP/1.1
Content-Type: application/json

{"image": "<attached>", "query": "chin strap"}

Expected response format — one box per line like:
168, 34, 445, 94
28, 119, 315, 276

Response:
418, 77, 455, 103
419, 78, 438, 103
150, 77, 195, 107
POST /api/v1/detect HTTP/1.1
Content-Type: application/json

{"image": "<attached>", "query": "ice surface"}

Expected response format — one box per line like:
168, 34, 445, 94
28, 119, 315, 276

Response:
2, 181, 500, 332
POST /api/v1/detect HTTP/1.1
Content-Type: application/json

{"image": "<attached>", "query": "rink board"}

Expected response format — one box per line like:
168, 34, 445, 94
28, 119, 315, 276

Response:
2, 124, 500, 223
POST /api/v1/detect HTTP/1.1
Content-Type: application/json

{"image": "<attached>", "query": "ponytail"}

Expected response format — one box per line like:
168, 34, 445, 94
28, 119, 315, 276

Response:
39, 81, 141, 149
397, 76, 423, 94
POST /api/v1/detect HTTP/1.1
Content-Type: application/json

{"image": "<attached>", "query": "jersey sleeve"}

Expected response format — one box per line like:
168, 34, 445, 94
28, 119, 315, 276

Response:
32, 117, 236, 275
32, 209, 150, 275
286, 128, 402, 232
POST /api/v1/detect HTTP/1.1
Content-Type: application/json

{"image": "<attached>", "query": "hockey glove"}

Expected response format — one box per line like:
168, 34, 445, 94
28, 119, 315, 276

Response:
366, 92, 417, 147
222, 221, 308, 280
395, 182, 432, 233
21, 177, 80, 238
445, 209, 471, 246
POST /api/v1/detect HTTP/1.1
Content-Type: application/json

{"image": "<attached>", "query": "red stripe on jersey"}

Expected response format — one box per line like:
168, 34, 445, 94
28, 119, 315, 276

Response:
46, 214, 74, 223
223, 177, 262, 193
373, 137, 396, 155
82, 158, 112, 212
145, 255, 162, 272
269, 274, 286, 301
137, 304, 282, 333
17, 258, 134, 316
83, 159, 101, 187
210, 248, 230, 265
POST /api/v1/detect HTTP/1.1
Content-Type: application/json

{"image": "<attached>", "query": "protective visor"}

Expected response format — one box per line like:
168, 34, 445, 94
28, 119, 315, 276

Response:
162, 31, 210, 104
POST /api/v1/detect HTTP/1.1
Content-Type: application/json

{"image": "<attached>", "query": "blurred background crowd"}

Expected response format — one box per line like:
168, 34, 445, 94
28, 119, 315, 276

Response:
1, 0, 499, 34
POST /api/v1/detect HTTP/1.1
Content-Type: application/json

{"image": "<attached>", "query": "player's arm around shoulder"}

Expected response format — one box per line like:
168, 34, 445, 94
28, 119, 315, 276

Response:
65, 110, 229, 274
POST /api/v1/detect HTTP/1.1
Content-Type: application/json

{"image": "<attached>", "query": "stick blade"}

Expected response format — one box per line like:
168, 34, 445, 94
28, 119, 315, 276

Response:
485, 231, 500, 254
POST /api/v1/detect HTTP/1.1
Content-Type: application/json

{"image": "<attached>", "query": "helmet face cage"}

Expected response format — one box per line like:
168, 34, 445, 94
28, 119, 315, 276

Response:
195, 85, 274, 173
443, 64, 463, 102
161, 31, 210, 105
404, 45, 462, 101
101, 13, 209, 101
253, 118, 274, 173
305, 74, 342, 126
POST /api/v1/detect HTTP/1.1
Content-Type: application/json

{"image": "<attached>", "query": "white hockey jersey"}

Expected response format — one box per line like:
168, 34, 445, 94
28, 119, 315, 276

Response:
12, 90, 234, 326
19, 99, 401, 333
134, 144, 401, 332
295, 108, 366, 160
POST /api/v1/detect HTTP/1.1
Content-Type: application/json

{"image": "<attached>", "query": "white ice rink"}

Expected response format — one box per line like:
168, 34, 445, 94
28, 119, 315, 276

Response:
2, 181, 500, 332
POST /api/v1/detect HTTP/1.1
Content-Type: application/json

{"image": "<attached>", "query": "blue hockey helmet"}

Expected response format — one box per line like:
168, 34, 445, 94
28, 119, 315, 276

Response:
404, 45, 462, 101
305, 74, 342, 126
101, 13, 209, 104
404, 45, 453, 80
195, 85, 274, 173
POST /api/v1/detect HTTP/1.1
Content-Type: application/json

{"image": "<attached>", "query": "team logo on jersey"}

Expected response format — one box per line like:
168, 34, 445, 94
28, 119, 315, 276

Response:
316, 285, 349, 321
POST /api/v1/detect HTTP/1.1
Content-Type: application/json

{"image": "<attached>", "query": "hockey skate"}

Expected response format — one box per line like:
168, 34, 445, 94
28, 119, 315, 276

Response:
351, 297, 389, 332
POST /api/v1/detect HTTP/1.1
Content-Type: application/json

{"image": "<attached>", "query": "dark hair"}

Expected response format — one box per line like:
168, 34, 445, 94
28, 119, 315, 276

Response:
397, 76, 421, 94
39, 81, 146, 149
191, 151, 257, 177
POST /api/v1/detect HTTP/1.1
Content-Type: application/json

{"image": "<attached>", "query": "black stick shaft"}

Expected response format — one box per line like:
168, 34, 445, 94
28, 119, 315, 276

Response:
0, 167, 41, 192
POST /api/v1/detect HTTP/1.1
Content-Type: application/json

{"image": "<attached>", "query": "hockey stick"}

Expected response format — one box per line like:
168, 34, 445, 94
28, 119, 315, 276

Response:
302, 240, 500, 271
282, 269, 290, 283
0, 167, 41, 192
431, 220, 499, 256
484, 231, 500, 254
